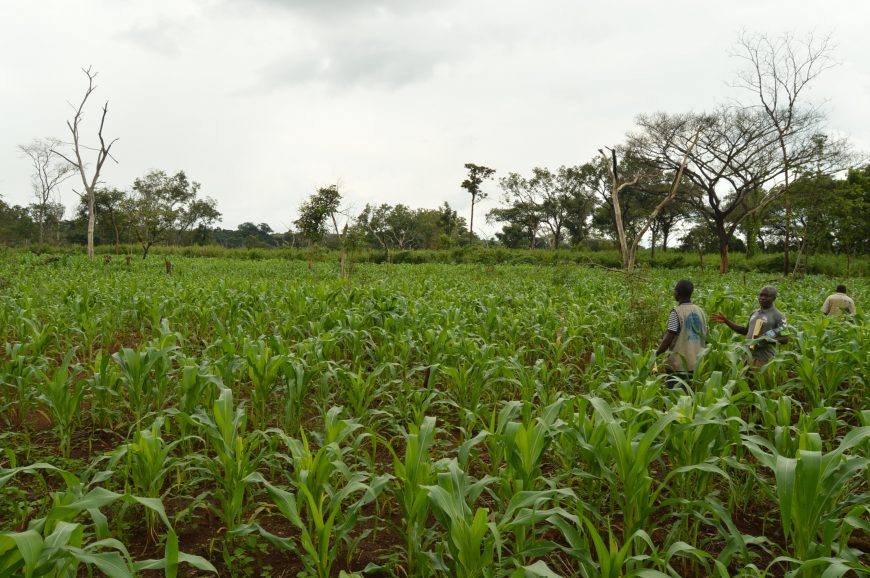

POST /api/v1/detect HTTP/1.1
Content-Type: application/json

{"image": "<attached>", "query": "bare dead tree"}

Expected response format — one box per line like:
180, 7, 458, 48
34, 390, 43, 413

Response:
599, 127, 699, 272
733, 30, 836, 275
19, 137, 74, 246
52, 67, 119, 259
598, 147, 639, 270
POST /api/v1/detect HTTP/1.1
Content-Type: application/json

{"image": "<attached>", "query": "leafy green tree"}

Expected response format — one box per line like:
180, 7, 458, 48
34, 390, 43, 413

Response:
74, 188, 129, 249
295, 184, 353, 275
490, 166, 593, 249
435, 202, 467, 246
125, 170, 220, 258
488, 172, 541, 248
295, 185, 341, 246
778, 166, 870, 274
0, 195, 35, 245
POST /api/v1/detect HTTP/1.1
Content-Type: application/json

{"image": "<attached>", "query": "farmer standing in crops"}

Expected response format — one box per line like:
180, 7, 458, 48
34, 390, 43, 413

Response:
711, 286, 788, 367
821, 285, 856, 316
655, 279, 708, 389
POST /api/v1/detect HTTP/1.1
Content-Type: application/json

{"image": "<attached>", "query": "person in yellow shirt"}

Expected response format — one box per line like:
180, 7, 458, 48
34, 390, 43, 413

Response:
821, 285, 856, 317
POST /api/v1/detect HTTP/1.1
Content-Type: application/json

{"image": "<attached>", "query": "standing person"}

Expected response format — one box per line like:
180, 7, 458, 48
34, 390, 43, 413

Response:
821, 285, 856, 317
711, 286, 789, 367
655, 280, 708, 388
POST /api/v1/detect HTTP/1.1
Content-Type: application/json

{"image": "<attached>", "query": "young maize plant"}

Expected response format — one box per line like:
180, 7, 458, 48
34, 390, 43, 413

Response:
550, 512, 671, 578
279, 356, 316, 433
113, 346, 163, 426
86, 353, 124, 430
660, 393, 736, 568
786, 323, 856, 410
0, 342, 40, 427
0, 463, 216, 577
742, 426, 870, 575
190, 386, 262, 534
106, 416, 184, 537
236, 407, 390, 578
338, 362, 395, 421
18, 316, 55, 357
36, 348, 84, 459
584, 397, 679, 544
387, 415, 438, 576
243, 339, 286, 430
424, 459, 499, 578
441, 355, 502, 439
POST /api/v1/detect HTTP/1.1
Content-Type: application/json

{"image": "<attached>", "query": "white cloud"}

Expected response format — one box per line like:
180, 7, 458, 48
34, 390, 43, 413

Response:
0, 0, 868, 230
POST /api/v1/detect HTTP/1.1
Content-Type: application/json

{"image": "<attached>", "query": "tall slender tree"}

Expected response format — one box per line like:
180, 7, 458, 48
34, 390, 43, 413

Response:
461, 163, 495, 240
734, 30, 836, 275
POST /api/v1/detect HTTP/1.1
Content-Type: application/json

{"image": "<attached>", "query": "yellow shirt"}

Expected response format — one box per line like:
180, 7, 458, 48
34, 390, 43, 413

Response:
821, 293, 856, 316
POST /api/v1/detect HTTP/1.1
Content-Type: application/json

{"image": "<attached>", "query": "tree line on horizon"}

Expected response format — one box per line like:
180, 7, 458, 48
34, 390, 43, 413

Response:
1, 31, 868, 273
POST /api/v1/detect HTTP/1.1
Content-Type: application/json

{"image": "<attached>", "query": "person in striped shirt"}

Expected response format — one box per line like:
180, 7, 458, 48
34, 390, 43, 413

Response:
655, 279, 708, 389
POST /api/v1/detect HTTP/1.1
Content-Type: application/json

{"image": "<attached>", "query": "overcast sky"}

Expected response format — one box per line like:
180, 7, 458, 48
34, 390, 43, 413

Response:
1, 0, 868, 234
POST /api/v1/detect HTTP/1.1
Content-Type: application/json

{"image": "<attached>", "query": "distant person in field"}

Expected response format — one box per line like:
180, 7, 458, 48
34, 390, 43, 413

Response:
711, 285, 789, 367
821, 285, 856, 317
655, 279, 708, 388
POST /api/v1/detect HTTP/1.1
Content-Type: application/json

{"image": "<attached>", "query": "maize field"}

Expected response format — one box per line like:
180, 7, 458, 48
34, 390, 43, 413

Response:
0, 252, 868, 577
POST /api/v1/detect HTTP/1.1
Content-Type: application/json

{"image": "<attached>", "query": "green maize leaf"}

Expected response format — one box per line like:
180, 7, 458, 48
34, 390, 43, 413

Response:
165, 530, 179, 578
67, 549, 134, 578
47, 487, 123, 521
43, 521, 83, 550
128, 496, 172, 529
1, 530, 42, 578
135, 551, 219, 574
515, 560, 563, 577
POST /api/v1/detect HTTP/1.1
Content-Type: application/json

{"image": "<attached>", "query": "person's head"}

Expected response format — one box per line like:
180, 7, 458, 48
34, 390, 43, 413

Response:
758, 286, 778, 309
836, 284, 847, 294
674, 279, 694, 302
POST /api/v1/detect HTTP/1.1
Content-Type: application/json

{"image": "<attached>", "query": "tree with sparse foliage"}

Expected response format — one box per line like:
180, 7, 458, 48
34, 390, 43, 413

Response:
19, 137, 74, 246
734, 30, 836, 275
461, 163, 495, 240
633, 108, 840, 273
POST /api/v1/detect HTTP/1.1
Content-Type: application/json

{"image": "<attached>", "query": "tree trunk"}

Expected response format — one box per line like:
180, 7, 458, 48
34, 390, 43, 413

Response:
718, 240, 729, 274
469, 194, 475, 240
39, 220, 45, 246
87, 189, 96, 258
142, 242, 151, 259
340, 249, 347, 278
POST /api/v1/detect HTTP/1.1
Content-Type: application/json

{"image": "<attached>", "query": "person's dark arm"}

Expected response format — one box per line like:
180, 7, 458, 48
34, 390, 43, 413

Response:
655, 331, 677, 356
711, 313, 748, 335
